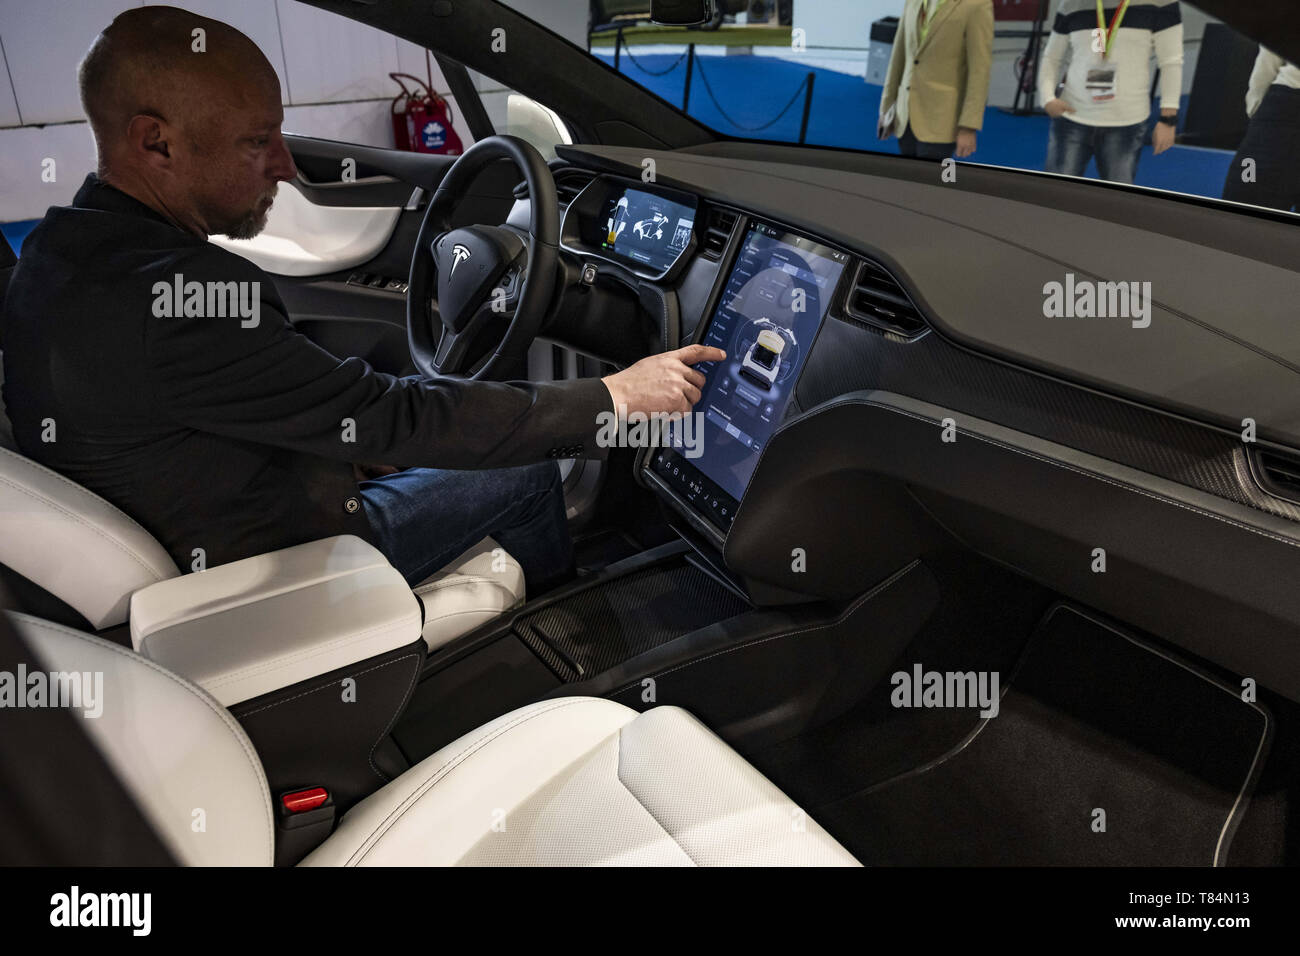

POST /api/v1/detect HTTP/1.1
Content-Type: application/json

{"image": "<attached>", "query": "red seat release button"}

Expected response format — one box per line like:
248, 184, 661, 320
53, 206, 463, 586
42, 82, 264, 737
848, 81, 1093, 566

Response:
281, 787, 329, 813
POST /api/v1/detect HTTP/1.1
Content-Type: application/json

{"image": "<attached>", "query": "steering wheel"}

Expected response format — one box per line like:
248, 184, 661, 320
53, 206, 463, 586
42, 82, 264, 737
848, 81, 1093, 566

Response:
406, 135, 559, 381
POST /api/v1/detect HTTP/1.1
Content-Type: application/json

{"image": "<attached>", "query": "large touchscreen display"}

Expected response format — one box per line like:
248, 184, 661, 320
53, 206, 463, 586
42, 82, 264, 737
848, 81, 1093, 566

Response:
650, 221, 848, 533
600, 187, 695, 275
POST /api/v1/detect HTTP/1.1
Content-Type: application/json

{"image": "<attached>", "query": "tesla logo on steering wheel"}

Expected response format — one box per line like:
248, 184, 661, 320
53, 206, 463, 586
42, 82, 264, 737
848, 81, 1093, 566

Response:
450, 243, 472, 278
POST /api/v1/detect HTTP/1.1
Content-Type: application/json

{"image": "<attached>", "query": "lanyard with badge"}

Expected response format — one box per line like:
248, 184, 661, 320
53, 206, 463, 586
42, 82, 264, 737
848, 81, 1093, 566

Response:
1085, 0, 1130, 102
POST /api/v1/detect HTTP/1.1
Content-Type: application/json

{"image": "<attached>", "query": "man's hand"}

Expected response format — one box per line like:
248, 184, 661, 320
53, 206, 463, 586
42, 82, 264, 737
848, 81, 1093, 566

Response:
877, 118, 891, 140
955, 127, 977, 158
1152, 118, 1176, 155
1044, 98, 1074, 119
601, 344, 727, 418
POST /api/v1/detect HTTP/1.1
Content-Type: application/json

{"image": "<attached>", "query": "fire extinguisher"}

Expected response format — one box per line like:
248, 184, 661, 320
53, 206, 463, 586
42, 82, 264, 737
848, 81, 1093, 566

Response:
390, 72, 464, 155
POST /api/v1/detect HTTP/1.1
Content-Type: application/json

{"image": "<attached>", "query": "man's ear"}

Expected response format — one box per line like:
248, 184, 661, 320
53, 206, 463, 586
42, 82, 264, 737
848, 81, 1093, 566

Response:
125, 113, 173, 168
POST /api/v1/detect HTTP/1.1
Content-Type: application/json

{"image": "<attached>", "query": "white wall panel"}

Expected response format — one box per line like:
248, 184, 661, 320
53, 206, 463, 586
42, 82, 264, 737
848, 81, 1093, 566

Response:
0, 0, 138, 125
0, 36, 21, 127
395, 38, 451, 93
284, 93, 474, 151
274, 0, 399, 104
0, 122, 97, 220
283, 98, 394, 150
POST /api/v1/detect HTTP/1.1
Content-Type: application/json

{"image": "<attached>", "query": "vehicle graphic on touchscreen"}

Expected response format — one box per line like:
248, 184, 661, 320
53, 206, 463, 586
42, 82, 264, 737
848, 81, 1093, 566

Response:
601, 187, 694, 273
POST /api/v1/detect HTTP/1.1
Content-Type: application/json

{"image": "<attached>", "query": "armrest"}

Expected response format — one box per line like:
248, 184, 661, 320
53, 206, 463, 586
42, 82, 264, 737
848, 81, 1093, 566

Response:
129, 535, 422, 706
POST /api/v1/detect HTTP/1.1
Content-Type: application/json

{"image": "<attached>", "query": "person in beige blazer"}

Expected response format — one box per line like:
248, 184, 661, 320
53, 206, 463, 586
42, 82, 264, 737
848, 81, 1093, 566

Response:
878, 0, 994, 159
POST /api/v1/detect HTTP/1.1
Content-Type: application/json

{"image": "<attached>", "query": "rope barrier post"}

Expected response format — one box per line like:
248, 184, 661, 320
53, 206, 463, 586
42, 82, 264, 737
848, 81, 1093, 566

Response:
614, 25, 622, 72
683, 43, 696, 112
798, 72, 815, 144
1008, 1, 1048, 114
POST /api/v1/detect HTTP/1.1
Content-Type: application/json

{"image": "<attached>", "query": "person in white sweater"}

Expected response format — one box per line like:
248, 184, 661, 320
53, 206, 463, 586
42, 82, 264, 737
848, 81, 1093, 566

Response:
1221, 47, 1300, 211
1035, 0, 1184, 183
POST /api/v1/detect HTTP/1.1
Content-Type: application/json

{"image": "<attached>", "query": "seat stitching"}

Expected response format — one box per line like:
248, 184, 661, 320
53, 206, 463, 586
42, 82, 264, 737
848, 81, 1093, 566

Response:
612, 725, 701, 866
8, 613, 274, 864
234, 654, 418, 717
367, 652, 424, 781
414, 576, 517, 595
0, 446, 171, 543
231, 651, 424, 784
421, 606, 514, 620
0, 472, 173, 582
345, 698, 598, 866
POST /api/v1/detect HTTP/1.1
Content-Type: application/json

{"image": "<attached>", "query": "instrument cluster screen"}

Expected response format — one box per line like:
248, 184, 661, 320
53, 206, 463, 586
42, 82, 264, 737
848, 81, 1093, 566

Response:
599, 187, 695, 275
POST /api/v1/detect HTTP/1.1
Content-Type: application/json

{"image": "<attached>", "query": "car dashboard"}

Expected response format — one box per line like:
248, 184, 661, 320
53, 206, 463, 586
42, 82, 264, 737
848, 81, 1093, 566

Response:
539, 142, 1300, 705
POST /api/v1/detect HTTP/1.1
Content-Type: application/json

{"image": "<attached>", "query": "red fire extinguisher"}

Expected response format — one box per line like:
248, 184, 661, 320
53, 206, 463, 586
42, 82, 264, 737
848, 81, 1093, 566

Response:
390, 72, 463, 155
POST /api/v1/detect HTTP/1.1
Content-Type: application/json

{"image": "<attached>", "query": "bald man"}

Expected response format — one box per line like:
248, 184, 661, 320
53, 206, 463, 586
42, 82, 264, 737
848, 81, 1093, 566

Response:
2, 7, 719, 595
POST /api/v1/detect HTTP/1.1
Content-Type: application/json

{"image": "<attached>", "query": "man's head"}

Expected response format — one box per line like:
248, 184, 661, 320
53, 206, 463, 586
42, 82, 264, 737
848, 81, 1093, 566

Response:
78, 6, 297, 239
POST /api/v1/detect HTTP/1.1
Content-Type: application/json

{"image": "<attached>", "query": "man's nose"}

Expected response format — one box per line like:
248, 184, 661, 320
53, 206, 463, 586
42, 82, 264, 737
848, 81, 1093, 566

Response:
271, 136, 297, 182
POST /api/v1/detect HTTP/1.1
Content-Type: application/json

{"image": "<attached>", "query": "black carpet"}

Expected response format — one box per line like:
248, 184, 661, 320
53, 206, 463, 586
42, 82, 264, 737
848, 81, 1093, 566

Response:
747, 550, 1052, 808
809, 606, 1270, 865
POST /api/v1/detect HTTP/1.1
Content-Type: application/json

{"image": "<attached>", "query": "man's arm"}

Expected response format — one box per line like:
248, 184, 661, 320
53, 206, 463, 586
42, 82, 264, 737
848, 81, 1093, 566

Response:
879, 13, 909, 137
144, 251, 615, 469
1151, 3, 1184, 155
1245, 47, 1284, 118
1153, 3, 1184, 114
1036, 20, 1071, 113
957, 0, 994, 133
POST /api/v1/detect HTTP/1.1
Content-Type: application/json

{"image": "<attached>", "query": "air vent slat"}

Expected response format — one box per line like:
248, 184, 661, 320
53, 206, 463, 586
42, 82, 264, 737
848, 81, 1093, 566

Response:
701, 208, 737, 260
840, 257, 926, 338
1259, 451, 1300, 499
553, 170, 594, 207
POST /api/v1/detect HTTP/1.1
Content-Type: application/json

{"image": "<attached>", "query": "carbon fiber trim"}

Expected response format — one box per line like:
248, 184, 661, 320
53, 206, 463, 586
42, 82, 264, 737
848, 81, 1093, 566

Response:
514, 561, 751, 681
796, 318, 1300, 524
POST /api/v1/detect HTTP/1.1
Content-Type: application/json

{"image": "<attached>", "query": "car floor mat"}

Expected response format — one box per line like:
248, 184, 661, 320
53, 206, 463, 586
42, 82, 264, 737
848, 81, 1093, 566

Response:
811, 604, 1272, 866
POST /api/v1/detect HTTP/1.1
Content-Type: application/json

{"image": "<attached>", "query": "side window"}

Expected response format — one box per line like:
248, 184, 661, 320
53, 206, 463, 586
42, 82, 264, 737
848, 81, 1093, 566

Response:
467, 68, 574, 160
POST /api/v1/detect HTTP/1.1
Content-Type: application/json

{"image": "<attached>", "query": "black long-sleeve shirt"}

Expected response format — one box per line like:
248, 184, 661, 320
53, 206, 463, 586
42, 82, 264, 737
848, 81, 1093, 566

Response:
2, 175, 613, 571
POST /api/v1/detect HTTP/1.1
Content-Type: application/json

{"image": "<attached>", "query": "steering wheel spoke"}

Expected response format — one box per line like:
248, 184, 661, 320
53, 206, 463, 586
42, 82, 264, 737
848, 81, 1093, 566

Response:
431, 327, 471, 376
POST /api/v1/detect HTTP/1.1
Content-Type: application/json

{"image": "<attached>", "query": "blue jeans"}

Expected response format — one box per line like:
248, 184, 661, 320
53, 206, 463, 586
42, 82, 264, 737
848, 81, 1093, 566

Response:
1045, 116, 1148, 184
358, 460, 574, 597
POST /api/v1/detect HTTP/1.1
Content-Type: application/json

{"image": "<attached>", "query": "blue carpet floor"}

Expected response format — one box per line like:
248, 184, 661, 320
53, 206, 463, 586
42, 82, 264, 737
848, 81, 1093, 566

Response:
596, 49, 1233, 199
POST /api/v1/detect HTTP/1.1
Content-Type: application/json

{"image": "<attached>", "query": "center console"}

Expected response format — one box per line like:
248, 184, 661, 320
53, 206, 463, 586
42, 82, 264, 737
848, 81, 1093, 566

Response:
128, 535, 428, 863
639, 216, 851, 547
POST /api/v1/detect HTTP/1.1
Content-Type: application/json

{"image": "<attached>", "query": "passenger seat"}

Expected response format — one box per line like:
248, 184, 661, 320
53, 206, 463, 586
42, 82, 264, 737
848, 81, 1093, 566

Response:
10, 612, 859, 867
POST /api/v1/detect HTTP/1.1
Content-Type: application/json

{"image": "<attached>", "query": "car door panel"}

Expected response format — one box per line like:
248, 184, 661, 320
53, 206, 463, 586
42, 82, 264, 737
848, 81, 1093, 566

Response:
239, 134, 519, 377
211, 181, 403, 277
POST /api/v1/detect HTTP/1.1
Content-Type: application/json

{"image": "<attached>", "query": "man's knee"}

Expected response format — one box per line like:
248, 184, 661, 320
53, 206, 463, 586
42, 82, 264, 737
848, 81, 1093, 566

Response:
513, 459, 564, 504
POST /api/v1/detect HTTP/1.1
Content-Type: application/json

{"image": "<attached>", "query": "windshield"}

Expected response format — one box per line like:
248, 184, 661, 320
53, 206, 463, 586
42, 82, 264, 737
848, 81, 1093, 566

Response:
580, 0, 1297, 217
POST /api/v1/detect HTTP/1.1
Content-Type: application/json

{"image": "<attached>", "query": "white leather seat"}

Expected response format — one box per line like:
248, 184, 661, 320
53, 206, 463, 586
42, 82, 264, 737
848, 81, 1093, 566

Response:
302, 696, 857, 866
414, 536, 525, 653
0, 443, 522, 649
12, 612, 859, 867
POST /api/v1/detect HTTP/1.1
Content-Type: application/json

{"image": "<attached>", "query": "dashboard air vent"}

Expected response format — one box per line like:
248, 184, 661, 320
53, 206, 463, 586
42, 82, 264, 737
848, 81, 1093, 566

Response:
841, 257, 927, 338
700, 207, 738, 260
1255, 449, 1300, 504
553, 169, 595, 207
